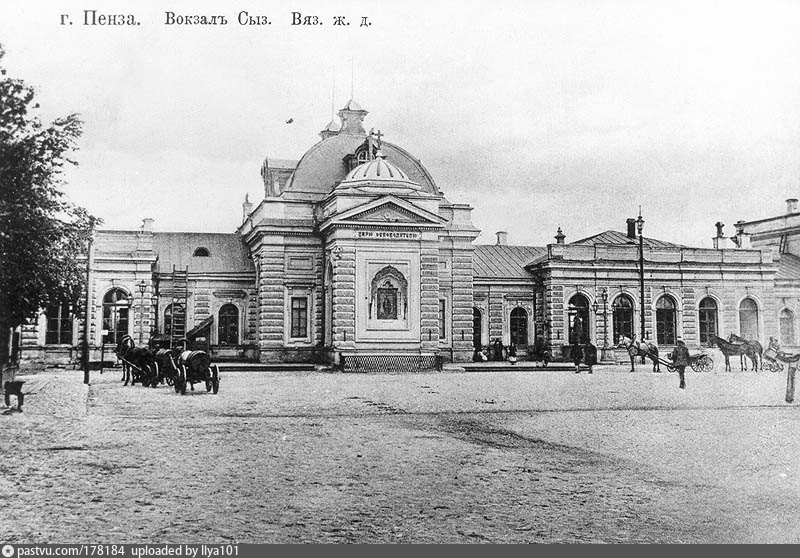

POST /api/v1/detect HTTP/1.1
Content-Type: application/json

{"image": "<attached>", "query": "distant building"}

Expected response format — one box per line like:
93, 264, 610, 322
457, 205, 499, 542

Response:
18, 101, 800, 368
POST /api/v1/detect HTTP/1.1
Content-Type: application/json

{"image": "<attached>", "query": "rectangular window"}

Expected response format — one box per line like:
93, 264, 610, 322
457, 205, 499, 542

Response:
45, 302, 73, 345
439, 299, 446, 340
291, 297, 308, 338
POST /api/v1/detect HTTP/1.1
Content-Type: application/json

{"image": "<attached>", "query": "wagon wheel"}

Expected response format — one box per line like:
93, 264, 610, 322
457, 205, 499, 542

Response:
765, 360, 782, 373
696, 355, 712, 372
212, 365, 220, 394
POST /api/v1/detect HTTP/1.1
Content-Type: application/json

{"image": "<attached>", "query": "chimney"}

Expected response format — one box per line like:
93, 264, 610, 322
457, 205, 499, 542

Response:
733, 221, 751, 249
555, 227, 565, 245
713, 221, 725, 249
626, 218, 636, 239
141, 218, 154, 232
787, 198, 798, 214
242, 193, 254, 222
495, 231, 508, 246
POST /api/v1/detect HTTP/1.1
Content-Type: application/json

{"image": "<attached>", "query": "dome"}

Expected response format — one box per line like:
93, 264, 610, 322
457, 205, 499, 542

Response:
344, 153, 411, 182
280, 100, 440, 197
337, 154, 424, 194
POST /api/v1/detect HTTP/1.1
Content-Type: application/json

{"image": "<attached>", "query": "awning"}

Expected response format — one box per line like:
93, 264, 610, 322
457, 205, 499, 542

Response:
186, 316, 214, 339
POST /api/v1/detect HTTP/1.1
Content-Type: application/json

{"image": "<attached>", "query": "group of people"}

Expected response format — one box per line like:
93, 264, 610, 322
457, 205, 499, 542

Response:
570, 338, 598, 374
472, 334, 690, 390
473, 338, 516, 363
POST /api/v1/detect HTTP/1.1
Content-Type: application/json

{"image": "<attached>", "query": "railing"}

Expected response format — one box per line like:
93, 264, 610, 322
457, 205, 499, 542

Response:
342, 353, 443, 373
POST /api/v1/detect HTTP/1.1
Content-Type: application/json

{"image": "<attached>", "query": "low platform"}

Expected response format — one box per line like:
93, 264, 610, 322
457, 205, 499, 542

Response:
460, 362, 580, 372
215, 362, 316, 373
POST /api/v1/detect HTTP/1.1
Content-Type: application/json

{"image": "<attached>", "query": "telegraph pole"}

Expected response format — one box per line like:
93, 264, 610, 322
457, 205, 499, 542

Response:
83, 217, 95, 384
636, 210, 646, 363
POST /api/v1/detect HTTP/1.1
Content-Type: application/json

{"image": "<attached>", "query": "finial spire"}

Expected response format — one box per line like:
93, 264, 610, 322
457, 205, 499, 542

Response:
350, 57, 355, 99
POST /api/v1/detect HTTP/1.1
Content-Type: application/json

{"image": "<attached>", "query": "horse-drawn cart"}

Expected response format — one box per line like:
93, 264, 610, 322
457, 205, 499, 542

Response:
173, 350, 220, 395
657, 352, 714, 373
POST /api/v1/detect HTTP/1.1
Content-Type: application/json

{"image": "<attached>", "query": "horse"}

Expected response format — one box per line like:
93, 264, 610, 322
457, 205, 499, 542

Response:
152, 348, 180, 387
727, 333, 762, 372
115, 335, 157, 386
115, 335, 136, 383
617, 335, 660, 372
708, 335, 758, 372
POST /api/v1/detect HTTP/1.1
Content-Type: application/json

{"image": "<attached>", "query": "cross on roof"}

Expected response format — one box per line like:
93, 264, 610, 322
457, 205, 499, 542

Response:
370, 129, 383, 149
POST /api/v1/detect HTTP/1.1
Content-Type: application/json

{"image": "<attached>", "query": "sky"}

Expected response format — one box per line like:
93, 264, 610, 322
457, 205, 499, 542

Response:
2, 0, 800, 247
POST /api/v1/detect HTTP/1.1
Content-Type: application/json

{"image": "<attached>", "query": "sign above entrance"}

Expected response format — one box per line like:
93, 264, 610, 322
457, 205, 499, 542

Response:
357, 230, 421, 240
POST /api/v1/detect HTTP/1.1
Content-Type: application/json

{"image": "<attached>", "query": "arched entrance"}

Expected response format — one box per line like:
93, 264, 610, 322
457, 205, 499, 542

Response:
102, 288, 130, 346
568, 294, 590, 344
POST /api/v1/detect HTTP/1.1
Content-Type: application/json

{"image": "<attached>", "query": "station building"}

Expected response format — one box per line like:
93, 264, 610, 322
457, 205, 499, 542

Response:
17, 101, 800, 369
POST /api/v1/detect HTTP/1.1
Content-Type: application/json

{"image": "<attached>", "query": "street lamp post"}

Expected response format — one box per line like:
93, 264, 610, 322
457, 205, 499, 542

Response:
592, 290, 609, 361
636, 211, 646, 363
601, 288, 609, 361
137, 280, 147, 345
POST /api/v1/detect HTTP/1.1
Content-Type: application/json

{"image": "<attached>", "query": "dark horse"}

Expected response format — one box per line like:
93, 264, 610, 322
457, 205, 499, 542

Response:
115, 335, 157, 386
708, 335, 758, 372
617, 335, 660, 372
728, 333, 762, 372
151, 348, 180, 387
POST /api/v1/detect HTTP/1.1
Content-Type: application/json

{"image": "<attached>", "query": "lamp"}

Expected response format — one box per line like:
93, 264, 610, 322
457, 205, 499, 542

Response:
600, 287, 609, 360
137, 280, 147, 344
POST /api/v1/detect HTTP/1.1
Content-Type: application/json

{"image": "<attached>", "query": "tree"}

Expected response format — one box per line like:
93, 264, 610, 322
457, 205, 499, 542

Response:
0, 44, 99, 369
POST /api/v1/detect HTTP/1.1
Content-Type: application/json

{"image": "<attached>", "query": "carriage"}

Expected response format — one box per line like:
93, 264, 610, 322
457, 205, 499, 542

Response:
658, 352, 714, 373
171, 349, 220, 395
117, 336, 220, 395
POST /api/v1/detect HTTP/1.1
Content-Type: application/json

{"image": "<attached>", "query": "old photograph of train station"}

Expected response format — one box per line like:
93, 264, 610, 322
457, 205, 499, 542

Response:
2, 0, 800, 545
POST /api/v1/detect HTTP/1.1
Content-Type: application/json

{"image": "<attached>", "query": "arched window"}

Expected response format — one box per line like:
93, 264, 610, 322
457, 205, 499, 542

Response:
102, 288, 130, 346
698, 297, 718, 344
473, 307, 483, 349
218, 304, 239, 345
193, 247, 210, 257
656, 296, 677, 345
510, 307, 528, 346
370, 266, 408, 321
780, 309, 795, 346
612, 294, 634, 342
45, 301, 73, 345
163, 303, 185, 336
568, 294, 590, 344
739, 298, 760, 341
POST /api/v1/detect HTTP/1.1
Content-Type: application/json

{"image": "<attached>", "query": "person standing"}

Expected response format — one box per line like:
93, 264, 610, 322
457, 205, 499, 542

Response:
669, 337, 690, 389
584, 339, 597, 374
571, 341, 583, 373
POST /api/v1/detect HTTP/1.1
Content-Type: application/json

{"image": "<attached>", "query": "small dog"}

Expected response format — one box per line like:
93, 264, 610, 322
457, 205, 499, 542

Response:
3, 381, 25, 412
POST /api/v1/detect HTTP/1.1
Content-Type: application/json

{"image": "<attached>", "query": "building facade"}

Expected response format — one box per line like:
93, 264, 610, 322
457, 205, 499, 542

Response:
17, 100, 800, 368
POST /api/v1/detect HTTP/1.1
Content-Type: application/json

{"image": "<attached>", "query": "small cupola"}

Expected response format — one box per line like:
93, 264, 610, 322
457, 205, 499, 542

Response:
336, 152, 423, 195
338, 98, 368, 135
319, 118, 341, 140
